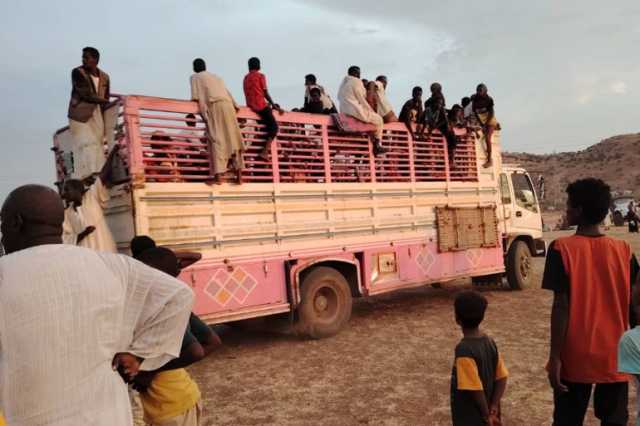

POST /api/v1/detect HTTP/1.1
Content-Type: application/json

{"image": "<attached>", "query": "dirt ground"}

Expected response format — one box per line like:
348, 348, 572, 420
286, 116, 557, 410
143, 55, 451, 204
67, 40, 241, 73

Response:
190, 228, 640, 425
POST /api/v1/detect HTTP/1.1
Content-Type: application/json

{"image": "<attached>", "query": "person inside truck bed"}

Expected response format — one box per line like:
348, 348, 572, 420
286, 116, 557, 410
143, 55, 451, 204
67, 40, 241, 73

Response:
243, 57, 284, 162
61, 145, 128, 253
134, 247, 221, 426
471, 84, 497, 168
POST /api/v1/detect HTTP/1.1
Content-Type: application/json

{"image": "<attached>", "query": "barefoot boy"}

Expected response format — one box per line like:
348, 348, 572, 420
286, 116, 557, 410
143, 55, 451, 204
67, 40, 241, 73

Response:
451, 291, 508, 426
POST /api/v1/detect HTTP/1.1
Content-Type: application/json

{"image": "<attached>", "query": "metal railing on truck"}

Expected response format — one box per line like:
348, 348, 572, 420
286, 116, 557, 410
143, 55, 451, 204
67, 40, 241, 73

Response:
55, 95, 479, 184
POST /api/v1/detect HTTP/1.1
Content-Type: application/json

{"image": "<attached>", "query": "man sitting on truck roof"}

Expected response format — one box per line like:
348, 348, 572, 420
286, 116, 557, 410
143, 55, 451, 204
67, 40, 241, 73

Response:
191, 58, 245, 185
471, 84, 498, 168
374, 75, 398, 123
398, 86, 423, 138
337, 66, 386, 156
302, 87, 336, 115
419, 95, 459, 167
303, 74, 336, 113
243, 57, 284, 162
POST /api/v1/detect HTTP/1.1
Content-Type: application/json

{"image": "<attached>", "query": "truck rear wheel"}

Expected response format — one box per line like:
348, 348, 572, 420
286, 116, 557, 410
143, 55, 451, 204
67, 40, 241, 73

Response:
506, 240, 532, 290
297, 266, 352, 339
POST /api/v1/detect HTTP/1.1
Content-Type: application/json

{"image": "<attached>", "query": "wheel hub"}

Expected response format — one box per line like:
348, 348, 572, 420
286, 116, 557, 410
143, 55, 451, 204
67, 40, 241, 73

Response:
314, 294, 329, 312
520, 255, 531, 279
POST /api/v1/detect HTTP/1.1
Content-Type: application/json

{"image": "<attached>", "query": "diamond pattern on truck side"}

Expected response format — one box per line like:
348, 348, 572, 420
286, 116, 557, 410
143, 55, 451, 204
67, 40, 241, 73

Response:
416, 247, 436, 276
204, 267, 258, 306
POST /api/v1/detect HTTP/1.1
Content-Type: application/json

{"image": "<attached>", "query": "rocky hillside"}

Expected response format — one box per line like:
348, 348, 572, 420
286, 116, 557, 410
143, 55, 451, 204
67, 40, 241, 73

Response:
502, 133, 640, 211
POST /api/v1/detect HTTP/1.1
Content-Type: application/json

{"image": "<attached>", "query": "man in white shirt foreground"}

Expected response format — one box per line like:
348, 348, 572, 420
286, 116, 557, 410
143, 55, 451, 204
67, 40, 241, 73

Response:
0, 184, 193, 425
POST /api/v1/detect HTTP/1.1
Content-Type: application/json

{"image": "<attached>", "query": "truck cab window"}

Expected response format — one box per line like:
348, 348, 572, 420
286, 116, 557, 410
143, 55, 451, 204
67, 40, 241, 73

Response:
511, 173, 538, 212
499, 173, 511, 204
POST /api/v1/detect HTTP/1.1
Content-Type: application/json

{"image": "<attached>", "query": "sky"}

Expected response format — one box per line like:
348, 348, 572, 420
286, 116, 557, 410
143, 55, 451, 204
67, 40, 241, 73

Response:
0, 0, 639, 202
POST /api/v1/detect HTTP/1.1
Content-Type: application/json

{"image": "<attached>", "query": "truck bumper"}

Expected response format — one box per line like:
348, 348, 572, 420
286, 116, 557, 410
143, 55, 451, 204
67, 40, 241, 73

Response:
533, 238, 547, 257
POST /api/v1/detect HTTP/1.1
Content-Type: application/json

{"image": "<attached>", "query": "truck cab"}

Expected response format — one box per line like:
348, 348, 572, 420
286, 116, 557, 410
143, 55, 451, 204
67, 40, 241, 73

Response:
497, 164, 546, 289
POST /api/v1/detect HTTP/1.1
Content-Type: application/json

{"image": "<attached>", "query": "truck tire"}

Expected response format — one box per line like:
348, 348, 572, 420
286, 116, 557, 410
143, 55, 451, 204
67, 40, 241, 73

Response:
506, 240, 532, 290
297, 266, 353, 339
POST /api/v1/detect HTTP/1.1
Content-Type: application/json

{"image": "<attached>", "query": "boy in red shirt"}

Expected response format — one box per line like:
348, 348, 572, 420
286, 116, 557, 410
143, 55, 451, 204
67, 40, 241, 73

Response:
544, 178, 639, 425
243, 57, 284, 161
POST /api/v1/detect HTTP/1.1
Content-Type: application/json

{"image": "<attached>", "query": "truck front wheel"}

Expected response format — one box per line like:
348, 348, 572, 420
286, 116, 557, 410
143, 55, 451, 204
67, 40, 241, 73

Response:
506, 240, 532, 290
297, 266, 353, 338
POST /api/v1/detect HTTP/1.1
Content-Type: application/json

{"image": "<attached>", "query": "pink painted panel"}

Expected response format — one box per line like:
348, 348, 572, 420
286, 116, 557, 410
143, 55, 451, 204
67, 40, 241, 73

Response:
363, 242, 504, 292
185, 260, 287, 316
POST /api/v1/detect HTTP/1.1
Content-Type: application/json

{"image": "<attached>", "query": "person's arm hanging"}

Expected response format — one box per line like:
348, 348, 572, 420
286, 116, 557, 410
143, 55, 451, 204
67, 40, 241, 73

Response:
77, 226, 96, 243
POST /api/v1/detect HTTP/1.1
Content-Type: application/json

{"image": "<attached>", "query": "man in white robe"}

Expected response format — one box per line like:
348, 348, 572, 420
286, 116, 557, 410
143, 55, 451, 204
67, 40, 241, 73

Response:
190, 58, 245, 184
374, 75, 398, 123
61, 146, 125, 253
0, 185, 193, 426
337, 66, 386, 155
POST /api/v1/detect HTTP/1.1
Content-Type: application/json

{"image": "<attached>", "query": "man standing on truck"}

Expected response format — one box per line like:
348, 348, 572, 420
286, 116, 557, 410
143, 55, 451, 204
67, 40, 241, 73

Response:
0, 184, 193, 425
337, 66, 386, 156
243, 57, 284, 162
190, 58, 245, 185
543, 178, 638, 425
67, 47, 111, 179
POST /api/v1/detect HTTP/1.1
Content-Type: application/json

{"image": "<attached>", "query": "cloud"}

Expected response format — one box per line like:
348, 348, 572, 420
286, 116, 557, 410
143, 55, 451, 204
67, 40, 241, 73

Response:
611, 81, 628, 95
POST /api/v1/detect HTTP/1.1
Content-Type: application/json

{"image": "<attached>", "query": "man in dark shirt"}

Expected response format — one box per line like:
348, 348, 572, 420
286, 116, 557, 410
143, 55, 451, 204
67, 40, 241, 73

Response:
543, 178, 638, 425
243, 57, 284, 161
471, 84, 497, 168
302, 87, 337, 114
398, 86, 423, 138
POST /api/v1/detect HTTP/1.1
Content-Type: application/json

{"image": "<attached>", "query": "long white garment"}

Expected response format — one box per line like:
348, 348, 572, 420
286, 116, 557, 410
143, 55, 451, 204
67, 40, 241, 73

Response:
68, 107, 106, 179
374, 81, 394, 117
337, 76, 384, 139
62, 206, 86, 245
0, 244, 193, 426
69, 178, 117, 253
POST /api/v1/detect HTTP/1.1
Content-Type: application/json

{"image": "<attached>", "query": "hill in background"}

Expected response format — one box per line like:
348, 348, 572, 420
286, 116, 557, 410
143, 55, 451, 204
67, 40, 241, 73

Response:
502, 133, 640, 211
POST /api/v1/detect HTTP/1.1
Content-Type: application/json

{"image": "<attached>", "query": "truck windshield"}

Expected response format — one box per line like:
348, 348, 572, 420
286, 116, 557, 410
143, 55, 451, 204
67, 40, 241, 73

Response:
511, 173, 538, 212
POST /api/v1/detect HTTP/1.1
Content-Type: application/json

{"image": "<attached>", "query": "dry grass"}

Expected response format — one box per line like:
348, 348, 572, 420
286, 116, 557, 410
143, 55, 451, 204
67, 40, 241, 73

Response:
191, 228, 640, 425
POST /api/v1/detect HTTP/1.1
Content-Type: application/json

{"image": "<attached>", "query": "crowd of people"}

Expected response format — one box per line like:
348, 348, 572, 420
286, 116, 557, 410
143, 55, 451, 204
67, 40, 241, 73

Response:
5, 47, 640, 426
3, 175, 640, 425
62, 47, 499, 187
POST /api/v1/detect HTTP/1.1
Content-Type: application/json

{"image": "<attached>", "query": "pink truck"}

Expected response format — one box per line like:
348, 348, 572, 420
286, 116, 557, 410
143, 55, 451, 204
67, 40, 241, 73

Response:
53, 94, 545, 337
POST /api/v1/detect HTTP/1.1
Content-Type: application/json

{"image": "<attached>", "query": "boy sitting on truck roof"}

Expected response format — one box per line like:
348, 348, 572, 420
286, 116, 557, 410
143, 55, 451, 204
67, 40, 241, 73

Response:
243, 57, 284, 161
450, 291, 508, 426
134, 247, 221, 426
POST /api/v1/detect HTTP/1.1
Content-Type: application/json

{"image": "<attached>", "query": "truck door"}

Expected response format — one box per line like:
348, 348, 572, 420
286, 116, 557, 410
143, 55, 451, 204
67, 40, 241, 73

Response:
499, 172, 512, 235
510, 172, 542, 234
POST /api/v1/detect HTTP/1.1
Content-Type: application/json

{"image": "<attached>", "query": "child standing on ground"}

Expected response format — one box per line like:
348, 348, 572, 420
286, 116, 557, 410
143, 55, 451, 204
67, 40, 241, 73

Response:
134, 247, 221, 426
450, 291, 508, 426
